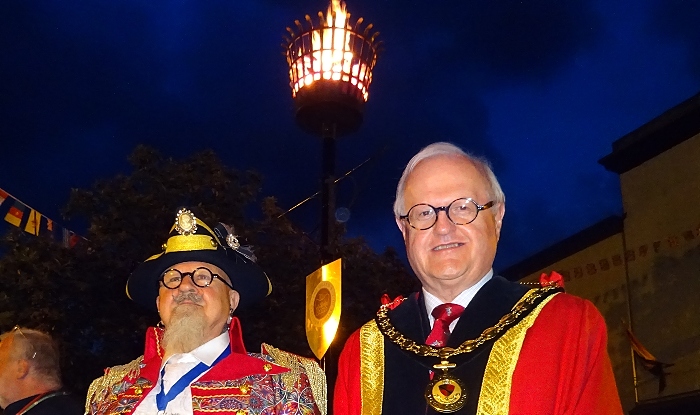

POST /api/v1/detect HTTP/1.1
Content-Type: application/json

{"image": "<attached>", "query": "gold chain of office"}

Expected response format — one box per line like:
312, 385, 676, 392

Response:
375, 284, 560, 360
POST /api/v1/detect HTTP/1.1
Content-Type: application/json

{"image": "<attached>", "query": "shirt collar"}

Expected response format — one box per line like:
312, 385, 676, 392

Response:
162, 331, 230, 367
193, 332, 229, 365
423, 269, 493, 320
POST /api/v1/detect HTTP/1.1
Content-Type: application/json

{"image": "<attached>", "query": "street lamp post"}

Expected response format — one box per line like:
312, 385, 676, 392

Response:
283, 3, 380, 409
283, 0, 380, 264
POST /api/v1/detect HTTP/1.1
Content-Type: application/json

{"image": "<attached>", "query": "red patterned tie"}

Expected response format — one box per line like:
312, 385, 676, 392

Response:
426, 303, 465, 347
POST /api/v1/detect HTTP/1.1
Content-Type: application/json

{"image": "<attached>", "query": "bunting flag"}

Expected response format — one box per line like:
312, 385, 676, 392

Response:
0, 188, 8, 205
626, 328, 674, 393
305, 258, 342, 360
553, 222, 700, 285
42, 217, 54, 237
69, 232, 80, 248
4, 200, 26, 227
24, 209, 42, 236
62, 228, 81, 248
0, 186, 86, 247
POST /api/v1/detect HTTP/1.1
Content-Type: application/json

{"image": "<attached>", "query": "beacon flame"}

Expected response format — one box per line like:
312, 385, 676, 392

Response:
285, 0, 380, 102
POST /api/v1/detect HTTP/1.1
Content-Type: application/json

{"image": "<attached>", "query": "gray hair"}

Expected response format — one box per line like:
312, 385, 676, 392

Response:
393, 142, 505, 216
1, 327, 63, 389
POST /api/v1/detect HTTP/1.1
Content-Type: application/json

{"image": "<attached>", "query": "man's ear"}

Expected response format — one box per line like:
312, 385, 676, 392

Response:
16, 358, 30, 379
494, 202, 505, 240
396, 216, 408, 240
229, 290, 241, 313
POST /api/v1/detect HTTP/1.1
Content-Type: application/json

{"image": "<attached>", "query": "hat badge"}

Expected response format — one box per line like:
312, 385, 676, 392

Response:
226, 233, 241, 250
175, 208, 198, 235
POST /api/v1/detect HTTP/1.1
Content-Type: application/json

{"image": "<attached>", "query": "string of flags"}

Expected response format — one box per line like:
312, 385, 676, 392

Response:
556, 224, 700, 283
0, 187, 86, 248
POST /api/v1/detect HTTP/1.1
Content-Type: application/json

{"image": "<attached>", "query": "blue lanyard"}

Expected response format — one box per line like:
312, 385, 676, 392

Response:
155, 347, 231, 411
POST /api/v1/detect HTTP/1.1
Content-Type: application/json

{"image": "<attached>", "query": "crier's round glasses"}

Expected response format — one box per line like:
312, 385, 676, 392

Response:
400, 198, 495, 230
159, 267, 234, 290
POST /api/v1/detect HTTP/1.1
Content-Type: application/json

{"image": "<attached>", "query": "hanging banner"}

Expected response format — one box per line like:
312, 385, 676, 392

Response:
305, 258, 342, 360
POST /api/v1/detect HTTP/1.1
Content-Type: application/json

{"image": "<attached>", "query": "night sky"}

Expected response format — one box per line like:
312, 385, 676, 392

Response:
1, 0, 699, 271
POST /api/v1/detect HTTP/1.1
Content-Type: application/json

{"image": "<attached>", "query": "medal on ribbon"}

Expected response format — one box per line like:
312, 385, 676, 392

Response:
424, 360, 467, 413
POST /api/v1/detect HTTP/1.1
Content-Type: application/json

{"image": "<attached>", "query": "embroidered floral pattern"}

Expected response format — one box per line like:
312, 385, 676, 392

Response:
88, 353, 319, 415
190, 373, 316, 414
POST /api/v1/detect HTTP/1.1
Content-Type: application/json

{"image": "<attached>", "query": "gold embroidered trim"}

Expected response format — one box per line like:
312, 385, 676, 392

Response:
359, 321, 384, 415
155, 327, 164, 359
190, 384, 249, 392
189, 390, 248, 395
264, 343, 327, 415
85, 355, 143, 413
476, 292, 559, 414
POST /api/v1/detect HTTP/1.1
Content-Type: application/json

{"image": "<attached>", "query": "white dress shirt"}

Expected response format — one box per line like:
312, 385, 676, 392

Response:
423, 269, 493, 332
133, 332, 230, 415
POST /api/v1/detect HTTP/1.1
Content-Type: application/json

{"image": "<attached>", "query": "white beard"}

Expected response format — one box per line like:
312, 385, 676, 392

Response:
162, 305, 207, 355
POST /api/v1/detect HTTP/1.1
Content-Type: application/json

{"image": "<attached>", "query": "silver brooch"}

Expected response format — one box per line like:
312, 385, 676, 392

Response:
226, 233, 240, 250
174, 208, 197, 235
218, 223, 257, 262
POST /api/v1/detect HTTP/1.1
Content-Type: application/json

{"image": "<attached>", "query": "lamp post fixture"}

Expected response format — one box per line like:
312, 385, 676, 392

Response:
283, 0, 380, 264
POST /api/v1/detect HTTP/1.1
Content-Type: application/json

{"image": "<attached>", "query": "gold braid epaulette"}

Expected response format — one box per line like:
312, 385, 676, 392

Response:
85, 355, 143, 413
375, 284, 562, 359
265, 344, 327, 415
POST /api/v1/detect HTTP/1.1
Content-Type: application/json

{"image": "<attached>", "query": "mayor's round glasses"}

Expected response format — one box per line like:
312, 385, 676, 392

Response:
400, 198, 495, 230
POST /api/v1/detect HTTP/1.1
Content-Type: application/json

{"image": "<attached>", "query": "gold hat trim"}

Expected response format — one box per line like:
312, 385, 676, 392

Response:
164, 234, 217, 254
160, 217, 221, 255
142, 218, 221, 264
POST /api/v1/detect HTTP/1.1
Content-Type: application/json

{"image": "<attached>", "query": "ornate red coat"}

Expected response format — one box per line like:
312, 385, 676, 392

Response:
86, 318, 325, 415
334, 276, 623, 415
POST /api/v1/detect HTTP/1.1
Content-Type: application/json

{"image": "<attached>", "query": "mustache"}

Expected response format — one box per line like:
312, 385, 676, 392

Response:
173, 292, 203, 305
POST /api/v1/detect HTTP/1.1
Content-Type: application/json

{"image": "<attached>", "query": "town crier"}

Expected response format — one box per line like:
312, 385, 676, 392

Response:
86, 208, 326, 415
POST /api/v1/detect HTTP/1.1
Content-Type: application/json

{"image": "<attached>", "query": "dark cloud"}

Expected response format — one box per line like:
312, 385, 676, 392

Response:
452, 0, 603, 81
648, 0, 700, 79
339, 0, 602, 85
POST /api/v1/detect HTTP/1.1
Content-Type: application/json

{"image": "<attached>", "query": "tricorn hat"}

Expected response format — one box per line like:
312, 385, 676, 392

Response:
126, 208, 271, 311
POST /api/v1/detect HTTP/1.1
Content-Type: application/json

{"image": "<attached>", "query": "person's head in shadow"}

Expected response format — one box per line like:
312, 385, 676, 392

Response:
0, 326, 82, 414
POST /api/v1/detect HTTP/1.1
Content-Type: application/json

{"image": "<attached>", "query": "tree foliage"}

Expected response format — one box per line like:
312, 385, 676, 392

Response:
0, 145, 418, 396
